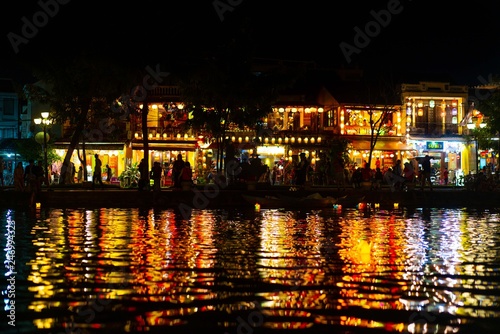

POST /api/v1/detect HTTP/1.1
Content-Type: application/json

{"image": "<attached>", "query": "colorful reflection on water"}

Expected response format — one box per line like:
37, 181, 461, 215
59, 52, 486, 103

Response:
1, 207, 500, 333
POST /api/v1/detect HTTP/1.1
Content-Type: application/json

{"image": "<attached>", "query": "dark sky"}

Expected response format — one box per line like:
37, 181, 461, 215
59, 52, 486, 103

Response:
1, 0, 499, 86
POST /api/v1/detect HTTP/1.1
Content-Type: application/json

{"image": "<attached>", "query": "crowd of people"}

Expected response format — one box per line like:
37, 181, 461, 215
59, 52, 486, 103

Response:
5, 152, 493, 193
346, 156, 434, 192
137, 154, 194, 191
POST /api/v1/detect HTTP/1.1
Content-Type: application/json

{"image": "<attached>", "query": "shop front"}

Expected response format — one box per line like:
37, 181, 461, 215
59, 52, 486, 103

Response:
53, 142, 126, 183
408, 139, 465, 184
131, 139, 198, 186
348, 139, 416, 169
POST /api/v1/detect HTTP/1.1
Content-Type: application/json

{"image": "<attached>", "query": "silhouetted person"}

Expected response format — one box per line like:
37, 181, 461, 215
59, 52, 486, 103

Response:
93, 154, 104, 187
24, 159, 37, 193
179, 161, 193, 187
295, 153, 309, 186
138, 158, 148, 191
151, 161, 163, 192
420, 155, 433, 190
172, 154, 184, 188
106, 164, 112, 182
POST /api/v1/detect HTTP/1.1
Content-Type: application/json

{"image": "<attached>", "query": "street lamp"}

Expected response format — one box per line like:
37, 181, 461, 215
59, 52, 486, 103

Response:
34, 111, 50, 187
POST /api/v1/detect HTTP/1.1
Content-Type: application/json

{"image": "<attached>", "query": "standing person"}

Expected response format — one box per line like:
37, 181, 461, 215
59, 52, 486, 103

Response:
393, 159, 403, 178
77, 165, 83, 183
14, 162, 25, 191
371, 167, 384, 190
420, 155, 433, 190
106, 164, 112, 182
295, 153, 309, 186
403, 162, 415, 182
151, 161, 163, 192
24, 159, 37, 193
179, 161, 193, 185
0, 157, 4, 187
271, 162, 279, 185
93, 154, 103, 187
138, 158, 149, 191
172, 154, 184, 188
443, 167, 449, 185
34, 160, 45, 191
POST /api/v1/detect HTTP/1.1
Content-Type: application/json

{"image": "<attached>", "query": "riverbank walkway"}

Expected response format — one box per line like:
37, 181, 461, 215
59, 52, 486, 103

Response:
1, 180, 497, 210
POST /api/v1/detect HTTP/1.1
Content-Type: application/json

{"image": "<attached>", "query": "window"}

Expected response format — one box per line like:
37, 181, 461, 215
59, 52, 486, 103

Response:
3, 98, 15, 116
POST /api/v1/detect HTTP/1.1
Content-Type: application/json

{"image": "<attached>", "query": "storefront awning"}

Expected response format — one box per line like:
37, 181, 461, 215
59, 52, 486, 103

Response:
53, 142, 125, 150
351, 140, 415, 151
131, 141, 197, 151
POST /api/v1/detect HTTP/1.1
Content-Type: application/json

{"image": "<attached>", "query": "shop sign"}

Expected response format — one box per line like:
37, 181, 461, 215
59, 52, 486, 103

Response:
426, 141, 443, 150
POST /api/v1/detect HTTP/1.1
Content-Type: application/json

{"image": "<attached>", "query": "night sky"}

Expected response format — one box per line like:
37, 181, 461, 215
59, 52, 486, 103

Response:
1, 0, 499, 86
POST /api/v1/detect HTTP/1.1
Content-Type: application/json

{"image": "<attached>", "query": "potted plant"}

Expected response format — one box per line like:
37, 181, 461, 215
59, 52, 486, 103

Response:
118, 163, 140, 188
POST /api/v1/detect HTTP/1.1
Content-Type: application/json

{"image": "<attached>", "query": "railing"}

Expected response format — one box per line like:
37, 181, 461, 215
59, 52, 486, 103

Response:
344, 126, 397, 136
150, 86, 181, 98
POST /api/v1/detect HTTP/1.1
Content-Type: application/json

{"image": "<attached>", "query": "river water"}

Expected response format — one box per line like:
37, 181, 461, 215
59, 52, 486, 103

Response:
1, 206, 500, 334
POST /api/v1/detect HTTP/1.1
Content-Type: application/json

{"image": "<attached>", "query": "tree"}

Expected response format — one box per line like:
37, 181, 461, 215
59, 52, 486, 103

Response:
467, 81, 500, 162
360, 75, 401, 169
174, 30, 299, 175
23, 52, 141, 183
476, 83, 500, 142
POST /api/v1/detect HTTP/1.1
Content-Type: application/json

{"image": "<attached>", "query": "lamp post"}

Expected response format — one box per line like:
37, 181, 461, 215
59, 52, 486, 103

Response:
34, 111, 50, 188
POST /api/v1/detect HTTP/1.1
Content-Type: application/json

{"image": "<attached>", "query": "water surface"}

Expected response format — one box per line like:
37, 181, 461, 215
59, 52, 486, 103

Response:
2, 206, 500, 333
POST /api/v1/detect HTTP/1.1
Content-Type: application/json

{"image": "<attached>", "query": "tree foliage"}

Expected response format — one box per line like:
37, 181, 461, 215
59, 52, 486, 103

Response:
174, 30, 299, 172
476, 85, 500, 141
22, 52, 141, 183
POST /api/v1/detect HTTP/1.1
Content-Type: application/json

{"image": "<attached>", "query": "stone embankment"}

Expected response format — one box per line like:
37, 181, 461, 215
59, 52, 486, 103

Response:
0, 183, 497, 210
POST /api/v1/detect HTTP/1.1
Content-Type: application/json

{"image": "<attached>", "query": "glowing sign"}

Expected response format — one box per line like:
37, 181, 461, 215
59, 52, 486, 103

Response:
426, 141, 443, 150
